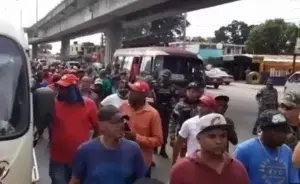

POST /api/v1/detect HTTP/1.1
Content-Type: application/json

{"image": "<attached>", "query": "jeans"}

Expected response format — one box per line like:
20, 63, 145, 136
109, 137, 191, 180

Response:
145, 167, 152, 178
49, 160, 72, 184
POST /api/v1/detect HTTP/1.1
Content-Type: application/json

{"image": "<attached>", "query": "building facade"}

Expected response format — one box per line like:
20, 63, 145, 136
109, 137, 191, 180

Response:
69, 41, 103, 59
169, 41, 246, 60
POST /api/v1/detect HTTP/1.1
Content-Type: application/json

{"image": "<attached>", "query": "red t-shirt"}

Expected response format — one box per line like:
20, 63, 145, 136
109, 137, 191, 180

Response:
50, 97, 98, 164
170, 152, 250, 184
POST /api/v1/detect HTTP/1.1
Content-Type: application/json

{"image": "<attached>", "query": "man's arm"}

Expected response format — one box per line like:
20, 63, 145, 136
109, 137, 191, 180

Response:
169, 103, 181, 145
256, 89, 262, 101
172, 120, 189, 165
292, 141, 300, 168
288, 148, 300, 183
133, 144, 148, 180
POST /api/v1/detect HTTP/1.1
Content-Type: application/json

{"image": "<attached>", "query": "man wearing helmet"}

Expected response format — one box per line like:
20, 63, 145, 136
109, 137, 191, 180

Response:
153, 69, 177, 158
169, 82, 207, 164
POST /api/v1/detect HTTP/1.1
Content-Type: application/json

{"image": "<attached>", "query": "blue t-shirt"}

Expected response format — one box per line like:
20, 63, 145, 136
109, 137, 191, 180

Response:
233, 137, 299, 184
72, 138, 147, 184
39, 81, 48, 87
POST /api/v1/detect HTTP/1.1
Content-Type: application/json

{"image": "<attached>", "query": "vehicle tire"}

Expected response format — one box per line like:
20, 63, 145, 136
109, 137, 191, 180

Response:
214, 84, 219, 89
224, 82, 230, 85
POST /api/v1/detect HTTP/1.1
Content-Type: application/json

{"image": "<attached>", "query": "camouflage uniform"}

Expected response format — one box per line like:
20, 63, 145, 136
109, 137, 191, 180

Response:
257, 86, 278, 111
169, 98, 200, 141
280, 91, 300, 150
254, 86, 278, 131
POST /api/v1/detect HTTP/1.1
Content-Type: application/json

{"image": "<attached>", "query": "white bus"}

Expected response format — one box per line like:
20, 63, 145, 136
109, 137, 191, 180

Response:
0, 19, 38, 184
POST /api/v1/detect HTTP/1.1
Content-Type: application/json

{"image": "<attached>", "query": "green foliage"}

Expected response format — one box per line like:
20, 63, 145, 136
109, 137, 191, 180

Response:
213, 20, 254, 44
122, 14, 189, 47
245, 19, 299, 54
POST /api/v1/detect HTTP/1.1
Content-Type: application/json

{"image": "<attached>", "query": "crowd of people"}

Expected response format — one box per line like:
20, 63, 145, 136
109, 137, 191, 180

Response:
32, 61, 300, 184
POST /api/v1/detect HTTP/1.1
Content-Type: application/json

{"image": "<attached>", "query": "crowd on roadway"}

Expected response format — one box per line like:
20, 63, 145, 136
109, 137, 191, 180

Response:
32, 60, 300, 184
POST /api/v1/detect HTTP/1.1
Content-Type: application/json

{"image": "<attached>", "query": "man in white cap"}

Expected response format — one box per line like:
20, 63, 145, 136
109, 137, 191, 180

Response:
170, 113, 249, 184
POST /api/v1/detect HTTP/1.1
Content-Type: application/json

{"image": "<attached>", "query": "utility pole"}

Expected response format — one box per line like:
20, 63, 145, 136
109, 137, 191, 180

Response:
20, 8, 23, 27
292, 25, 299, 73
100, 33, 104, 47
36, 0, 39, 23
182, 13, 187, 50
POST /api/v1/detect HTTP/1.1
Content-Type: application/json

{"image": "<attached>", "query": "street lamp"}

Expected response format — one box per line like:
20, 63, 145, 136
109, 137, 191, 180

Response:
36, 0, 39, 23
292, 26, 299, 73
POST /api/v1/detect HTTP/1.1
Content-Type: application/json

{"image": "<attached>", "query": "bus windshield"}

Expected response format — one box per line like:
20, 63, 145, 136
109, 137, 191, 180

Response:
0, 36, 30, 139
155, 55, 204, 81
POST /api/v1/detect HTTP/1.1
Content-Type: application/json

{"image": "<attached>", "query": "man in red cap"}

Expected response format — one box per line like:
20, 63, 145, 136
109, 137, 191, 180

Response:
49, 74, 100, 184
120, 80, 163, 178
171, 94, 216, 165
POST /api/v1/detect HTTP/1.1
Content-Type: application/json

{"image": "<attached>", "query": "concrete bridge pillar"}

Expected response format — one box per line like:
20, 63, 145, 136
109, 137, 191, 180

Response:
32, 44, 38, 60
61, 38, 70, 62
104, 22, 122, 67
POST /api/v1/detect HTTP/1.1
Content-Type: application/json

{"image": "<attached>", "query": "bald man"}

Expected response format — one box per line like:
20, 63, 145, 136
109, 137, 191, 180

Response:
80, 76, 99, 106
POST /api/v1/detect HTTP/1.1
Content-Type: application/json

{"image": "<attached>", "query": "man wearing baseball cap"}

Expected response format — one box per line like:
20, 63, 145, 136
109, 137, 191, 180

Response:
70, 105, 147, 184
170, 113, 249, 184
215, 95, 238, 151
169, 82, 204, 148
120, 80, 163, 178
49, 74, 101, 183
279, 91, 300, 150
234, 109, 299, 184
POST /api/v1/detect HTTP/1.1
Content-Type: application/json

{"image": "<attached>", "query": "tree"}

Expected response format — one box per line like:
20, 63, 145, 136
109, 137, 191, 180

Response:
122, 14, 190, 47
213, 20, 254, 44
38, 43, 52, 53
190, 36, 206, 42
245, 19, 299, 54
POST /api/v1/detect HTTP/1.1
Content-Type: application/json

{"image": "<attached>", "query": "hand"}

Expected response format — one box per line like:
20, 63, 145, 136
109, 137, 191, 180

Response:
124, 131, 136, 141
170, 139, 175, 148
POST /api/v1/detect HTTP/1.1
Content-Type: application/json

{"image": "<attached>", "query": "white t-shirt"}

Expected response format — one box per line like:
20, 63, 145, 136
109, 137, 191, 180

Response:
100, 94, 126, 108
178, 115, 201, 157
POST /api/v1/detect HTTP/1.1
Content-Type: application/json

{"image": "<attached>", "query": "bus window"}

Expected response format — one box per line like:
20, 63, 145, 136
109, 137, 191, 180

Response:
139, 56, 152, 77
123, 56, 133, 72
0, 36, 30, 140
154, 55, 203, 81
115, 56, 124, 66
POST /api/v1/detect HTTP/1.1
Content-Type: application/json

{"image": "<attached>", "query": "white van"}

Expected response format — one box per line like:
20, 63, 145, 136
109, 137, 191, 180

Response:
284, 71, 300, 93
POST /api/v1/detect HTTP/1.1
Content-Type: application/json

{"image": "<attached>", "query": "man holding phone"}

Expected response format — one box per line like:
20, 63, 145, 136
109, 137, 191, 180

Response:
120, 80, 163, 178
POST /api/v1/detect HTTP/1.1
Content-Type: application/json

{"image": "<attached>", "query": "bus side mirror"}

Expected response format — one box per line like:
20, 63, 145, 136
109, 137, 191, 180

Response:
33, 87, 56, 146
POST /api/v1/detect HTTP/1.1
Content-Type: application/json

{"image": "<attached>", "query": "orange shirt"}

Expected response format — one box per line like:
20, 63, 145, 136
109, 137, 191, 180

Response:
120, 102, 163, 167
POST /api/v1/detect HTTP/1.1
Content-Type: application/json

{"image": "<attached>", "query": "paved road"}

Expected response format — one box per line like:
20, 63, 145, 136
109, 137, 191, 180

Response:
35, 83, 273, 184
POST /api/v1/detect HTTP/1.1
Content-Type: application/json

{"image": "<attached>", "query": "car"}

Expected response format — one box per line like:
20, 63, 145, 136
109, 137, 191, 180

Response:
205, 70, 223, 89
210, 68, 234, 85
284, 71, 300, 93
66, 61, 80, 69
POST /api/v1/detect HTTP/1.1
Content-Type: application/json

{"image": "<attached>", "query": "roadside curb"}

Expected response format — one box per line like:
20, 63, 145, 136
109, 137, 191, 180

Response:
231, 82, 284, 92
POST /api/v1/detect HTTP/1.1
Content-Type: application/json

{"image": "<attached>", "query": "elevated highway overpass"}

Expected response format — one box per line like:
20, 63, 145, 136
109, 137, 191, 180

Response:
26, 0, 236, 63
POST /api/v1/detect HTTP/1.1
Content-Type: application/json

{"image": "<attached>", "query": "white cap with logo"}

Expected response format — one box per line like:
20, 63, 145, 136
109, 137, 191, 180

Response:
198, 113, 232, 134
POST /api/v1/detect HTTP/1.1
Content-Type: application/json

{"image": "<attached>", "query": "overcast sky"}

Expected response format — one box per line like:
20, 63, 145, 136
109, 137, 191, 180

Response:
0, 0, 300, 53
